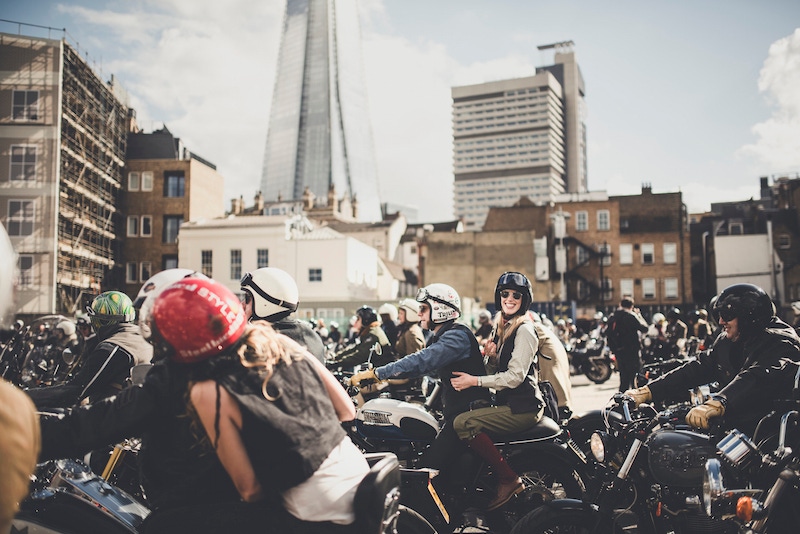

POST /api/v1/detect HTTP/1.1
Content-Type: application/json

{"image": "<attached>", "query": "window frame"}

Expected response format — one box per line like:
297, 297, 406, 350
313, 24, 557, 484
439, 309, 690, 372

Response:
663, 242, 677, 264
641, 243, 655, 265
7, 199, 35, 236
620, 278, 634, 299
141, 171, 154, 192
140, 262, 152, 283
642, 278, 656, 299
201, 250, 213, 278
140, 215, 152, 237
309, 268, 322, 282
126, 262, 138, 284
163, 215, 183, 244
597, 209, 610, 231
575, 210, 588, 232
12, 90, 39, 121
128, 172, 140, 191
257, 248, 269, 269
230, 249, 242, 281
163, 171, 186, 198
619, 243, 633, 265
17, 254, 33, 287
664, 277, 679, 299
127, 216, 139, 237
10, 145, 37, 182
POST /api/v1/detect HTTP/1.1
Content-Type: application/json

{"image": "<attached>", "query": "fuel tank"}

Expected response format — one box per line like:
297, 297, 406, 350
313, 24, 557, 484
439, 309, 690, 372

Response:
647, 428, 716, 487
356, 397, 439, 442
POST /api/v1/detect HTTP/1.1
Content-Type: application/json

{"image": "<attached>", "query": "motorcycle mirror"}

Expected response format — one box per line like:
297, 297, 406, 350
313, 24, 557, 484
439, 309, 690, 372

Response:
62, 347, 76, 365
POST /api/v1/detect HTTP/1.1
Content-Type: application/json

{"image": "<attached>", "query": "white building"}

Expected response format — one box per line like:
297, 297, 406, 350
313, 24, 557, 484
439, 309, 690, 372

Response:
177, 214, 401, 321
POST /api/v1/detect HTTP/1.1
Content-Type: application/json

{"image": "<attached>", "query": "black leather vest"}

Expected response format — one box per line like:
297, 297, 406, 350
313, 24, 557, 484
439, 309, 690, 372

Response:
495, 324, 543, 414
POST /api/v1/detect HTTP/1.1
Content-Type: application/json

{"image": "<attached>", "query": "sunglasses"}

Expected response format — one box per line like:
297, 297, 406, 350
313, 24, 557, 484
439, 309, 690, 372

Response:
716, 308, 737, 322
500, 290, 523, 301
240, 291, 253, 305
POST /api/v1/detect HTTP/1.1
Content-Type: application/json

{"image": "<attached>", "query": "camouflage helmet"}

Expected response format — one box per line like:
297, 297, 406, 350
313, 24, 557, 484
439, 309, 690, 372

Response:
88, 291, 135, 330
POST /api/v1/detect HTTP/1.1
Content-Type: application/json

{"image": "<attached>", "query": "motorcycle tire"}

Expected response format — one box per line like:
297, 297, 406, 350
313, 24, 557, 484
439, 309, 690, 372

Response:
397, 504, 438, 534
583, 360, 611, 384
510, 506, 599, 534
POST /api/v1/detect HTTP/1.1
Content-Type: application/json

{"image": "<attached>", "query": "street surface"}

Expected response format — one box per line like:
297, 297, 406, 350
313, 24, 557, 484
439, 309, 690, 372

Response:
569, 371, 622, 416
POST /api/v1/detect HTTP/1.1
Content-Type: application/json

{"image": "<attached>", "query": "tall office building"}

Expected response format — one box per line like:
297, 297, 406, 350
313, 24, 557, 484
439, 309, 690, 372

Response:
452, 41, 588, 231
261, 0, 381, 222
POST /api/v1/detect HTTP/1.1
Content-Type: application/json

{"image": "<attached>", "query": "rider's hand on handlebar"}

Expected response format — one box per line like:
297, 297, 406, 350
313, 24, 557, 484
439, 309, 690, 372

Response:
623, 386, 652, 407
349, 368, 378, 387
685, 399, 725, 430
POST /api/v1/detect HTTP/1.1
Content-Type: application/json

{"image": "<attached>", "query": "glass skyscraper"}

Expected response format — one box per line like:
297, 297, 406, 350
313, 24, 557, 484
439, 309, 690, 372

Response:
261, 0, 381, 221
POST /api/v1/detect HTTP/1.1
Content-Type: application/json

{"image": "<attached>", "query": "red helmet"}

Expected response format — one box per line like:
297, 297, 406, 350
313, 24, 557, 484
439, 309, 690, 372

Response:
152, 278, 247, 364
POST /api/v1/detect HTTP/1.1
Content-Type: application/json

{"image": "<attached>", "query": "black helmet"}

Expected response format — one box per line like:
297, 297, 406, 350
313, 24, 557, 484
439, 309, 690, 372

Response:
712, 283, 774, 333
666, 308, 681, 321
494, 271, 532, 317
356, 305, 378, 326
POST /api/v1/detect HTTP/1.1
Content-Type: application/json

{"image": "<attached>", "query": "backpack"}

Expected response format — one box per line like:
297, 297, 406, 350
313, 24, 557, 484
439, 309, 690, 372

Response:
606, 312, 625, 351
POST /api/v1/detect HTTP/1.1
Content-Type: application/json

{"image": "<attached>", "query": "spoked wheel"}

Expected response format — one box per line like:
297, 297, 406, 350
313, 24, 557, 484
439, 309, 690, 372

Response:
510, 506, 598, 534
583, 359, 611, 384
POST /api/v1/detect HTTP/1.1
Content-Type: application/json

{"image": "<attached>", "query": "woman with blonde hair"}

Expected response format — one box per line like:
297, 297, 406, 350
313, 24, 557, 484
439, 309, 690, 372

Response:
39, 277, 367, 533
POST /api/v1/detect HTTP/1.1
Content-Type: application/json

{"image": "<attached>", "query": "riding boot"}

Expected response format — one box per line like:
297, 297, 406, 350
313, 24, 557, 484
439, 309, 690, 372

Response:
466, 432, 523, 510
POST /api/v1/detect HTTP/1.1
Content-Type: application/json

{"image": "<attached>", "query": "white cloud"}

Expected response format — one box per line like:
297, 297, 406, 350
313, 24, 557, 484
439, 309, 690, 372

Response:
738, 29, 800, 172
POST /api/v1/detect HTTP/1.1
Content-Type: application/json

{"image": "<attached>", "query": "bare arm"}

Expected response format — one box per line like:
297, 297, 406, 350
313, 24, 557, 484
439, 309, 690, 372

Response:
190, 380, 264, 502
308, 355, 356, 421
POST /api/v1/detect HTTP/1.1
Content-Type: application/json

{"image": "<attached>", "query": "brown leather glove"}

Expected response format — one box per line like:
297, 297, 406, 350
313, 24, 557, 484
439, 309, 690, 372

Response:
349, 368, 378, 387
685, 399, 725, 430
623, 386, 652, 407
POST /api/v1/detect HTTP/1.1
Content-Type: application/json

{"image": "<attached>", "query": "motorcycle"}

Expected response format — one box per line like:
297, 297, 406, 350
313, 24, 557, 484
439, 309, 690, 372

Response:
566, 335, 615, 384
703, 370, 800, 533
13, 453, 424, 534
347, 373, 594, 533
511, 393, 741, 534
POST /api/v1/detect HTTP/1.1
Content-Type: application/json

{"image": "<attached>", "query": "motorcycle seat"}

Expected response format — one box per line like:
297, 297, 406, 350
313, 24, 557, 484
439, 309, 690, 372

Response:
489, 415, 562, 445
353, 453, 401, 534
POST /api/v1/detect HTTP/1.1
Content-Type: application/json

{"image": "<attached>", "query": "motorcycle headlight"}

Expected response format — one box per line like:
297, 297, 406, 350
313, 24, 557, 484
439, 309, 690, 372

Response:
703, 458, 725, 517
590, 431, 610, 463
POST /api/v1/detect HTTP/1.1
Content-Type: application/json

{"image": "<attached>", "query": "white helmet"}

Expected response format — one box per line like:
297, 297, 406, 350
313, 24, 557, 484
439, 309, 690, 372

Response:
652, 312, 666, 324
416, 283, 461, 324
378, 303, 398, 322
55, 320, 76, 337
138, 268, 209, 340
0, 223, 16, 328
240, 267, 299, 322
398, 298, 420, 322
134, 268, 200, 309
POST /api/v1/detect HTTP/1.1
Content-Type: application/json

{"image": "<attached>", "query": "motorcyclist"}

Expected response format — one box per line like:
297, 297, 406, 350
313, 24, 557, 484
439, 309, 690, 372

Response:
626, 283, 800, 434
395, 298, 425, 357
692, 308, 713, 347
530, 311, 574, 417
473, 309, 493, 347
378, 303, 399, 346
38, 277, 368, 533
53, 319, 81, 354
665, 307, 688, 356
330, 305, 395, 370
239, 267, 325, 363
0, 222, 40, 533
349, 283, 490, 479
26, 291, 153, 409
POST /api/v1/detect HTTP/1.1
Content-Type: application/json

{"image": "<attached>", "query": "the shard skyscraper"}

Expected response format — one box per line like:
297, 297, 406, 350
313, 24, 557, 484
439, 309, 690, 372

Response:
261, 0, 381, 221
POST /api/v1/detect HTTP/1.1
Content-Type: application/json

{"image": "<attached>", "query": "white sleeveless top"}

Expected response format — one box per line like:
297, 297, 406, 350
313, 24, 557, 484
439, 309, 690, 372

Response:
281, 435, 369, 524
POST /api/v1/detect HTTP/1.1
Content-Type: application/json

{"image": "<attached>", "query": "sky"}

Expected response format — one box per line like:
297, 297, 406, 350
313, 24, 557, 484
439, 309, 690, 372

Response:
3, 1, 800, 222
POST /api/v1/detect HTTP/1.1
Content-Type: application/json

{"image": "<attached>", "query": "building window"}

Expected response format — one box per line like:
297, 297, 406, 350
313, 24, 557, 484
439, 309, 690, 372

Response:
128, 172, 140, 191
641, 243, 654, 265
576, 246, 590, 266
642, 278, 656, 299
664, 277, 678, 299
309, 268, 322, 282
164, 171, 185, 197
778, 234, 790, 249
619, 243, 633, 265
141, 216, 152, 237
140, 262, 152, 283
620, 278, 634, 299
141, 171, 153, 191
729, 222, 743, 235
163, 215, 183, 244
163, 255, 178, 270
201, 250, 213, 277
598, 243, 611, 266
12, 90, 39, 121
10, 145, 36, 182
600, 277, 613, 302
597, 210, 610, 231
127, 216, 139, 237
17, 255, 33, 287
663, 242, 677, 264
7, 200, 34, 236
575, 211, 588, 231
577, 280, 590, 300
126, 262, 138, 283
257, 249, 269, 269
230, 249, 242, 281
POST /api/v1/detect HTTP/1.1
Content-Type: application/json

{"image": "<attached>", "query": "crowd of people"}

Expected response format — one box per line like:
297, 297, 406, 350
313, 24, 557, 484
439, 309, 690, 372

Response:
1, 250, 800, 532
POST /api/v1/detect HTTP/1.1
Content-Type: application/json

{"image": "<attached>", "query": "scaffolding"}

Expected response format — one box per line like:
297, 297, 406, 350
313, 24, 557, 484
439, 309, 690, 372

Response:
56, 43, 128, 314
